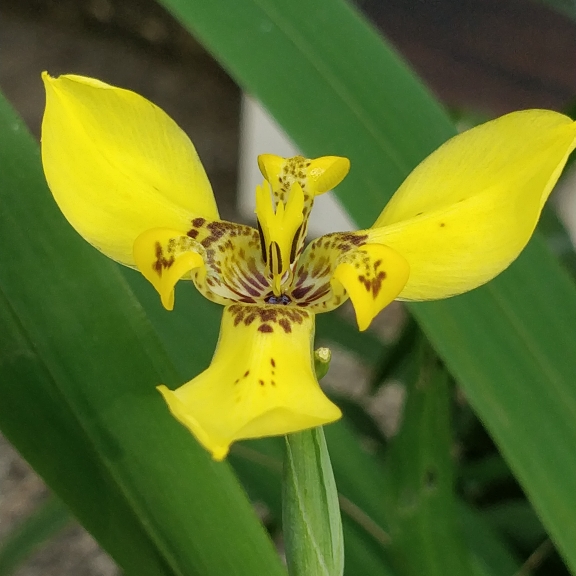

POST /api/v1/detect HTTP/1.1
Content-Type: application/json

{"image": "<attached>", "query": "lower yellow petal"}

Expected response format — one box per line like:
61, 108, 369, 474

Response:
331, 243, 409, 331
133, 228, 204, 310
370, 110, 576, 300
41, 73, 218, 267
158, 304, 341, 460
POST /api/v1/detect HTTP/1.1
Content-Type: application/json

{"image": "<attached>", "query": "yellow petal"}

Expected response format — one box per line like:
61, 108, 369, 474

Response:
257, 154, 350, 196
370, 110, 576, 300
133, 228, 204, 311
158, 304, 341, 460
257, 154, 285, 192
306, 155, 350, 195
331, 243, 409, 330
41, 73, 219, 267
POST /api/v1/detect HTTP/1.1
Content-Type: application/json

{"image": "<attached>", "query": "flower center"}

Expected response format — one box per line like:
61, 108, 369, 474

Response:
264, 293, 292, 305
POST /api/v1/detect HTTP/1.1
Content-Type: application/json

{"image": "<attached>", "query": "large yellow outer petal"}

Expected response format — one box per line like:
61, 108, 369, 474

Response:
158, 304, 341, 460
41, 73, 219, 266
370, 110, 576, 301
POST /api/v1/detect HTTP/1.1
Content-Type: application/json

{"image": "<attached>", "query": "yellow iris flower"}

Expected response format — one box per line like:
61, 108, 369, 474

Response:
41, 73, 576, 460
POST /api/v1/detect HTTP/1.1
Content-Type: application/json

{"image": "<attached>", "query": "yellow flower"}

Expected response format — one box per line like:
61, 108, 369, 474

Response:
41, 73, 576, 460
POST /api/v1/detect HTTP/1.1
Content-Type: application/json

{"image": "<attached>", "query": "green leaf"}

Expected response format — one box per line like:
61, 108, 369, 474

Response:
155, 0, 576, 569
0, 94, 286, 576
482, 500, 546, 550
385, 343, 474, 576
283, 428, 344, 576
0, 496, 72, 576
457, 503, 526, 576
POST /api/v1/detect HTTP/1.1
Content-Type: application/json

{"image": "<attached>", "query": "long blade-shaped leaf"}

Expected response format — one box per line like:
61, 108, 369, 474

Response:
0, 94, 286, 576
385, 343, 474, 575
156, 0, 576, 569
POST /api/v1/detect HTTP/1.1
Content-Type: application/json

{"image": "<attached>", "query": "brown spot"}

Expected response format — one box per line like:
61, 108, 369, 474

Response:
258, 324, 273, 333
259, 308, 278, 322
236, 296, 255, 304
279, 318, 292, 333
244, 312, 257, 326
271, 380, 276, 386
152, 242, 175, 275
340, 232, 367, 247
440, 222, 446, 228
244, 370, 250, 377
187, 229, 199, 239
259, 379, 265, 386
192, 217, 206, 228
295, 270, 308, 285
358, 275, 371, 291
271, 358, 276, 367
372, 271, 387, 297
292, 285, 313, 300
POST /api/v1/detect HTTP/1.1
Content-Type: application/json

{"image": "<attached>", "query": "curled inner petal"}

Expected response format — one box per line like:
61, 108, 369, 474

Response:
157, 304, 341, 460
289, 231, 409, 329
133, 228, 204, 310
332, 244, 409, 331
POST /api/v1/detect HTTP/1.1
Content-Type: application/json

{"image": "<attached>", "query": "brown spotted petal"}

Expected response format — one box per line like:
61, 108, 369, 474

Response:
290, 232, 410, 330
157, 304, 341, 460
133, 227, 204, 310
187, 218, 271, 306
133, 219, 271, 310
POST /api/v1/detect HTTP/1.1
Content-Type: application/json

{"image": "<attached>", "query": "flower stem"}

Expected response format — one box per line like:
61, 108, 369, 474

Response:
282, 349, 344, 576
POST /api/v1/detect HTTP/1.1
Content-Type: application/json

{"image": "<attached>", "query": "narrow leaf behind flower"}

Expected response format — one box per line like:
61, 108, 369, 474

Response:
157, 0, 576, 568
384, 343, 474, 576
0, 95, 286, 576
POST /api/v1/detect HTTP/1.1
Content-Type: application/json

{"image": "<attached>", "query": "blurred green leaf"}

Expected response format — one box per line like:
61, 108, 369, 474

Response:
457, 503, 526, 576
0, 496, 71, 576
482, 500, 547, 550
385, 343, 474, 575
369, 316, 419, 389
156, 0, 576, 569
0, 95, 286, 576
538, 204, 576, 280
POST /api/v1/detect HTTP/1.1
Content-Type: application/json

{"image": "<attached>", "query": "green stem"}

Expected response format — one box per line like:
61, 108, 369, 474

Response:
282, 348, 344, 576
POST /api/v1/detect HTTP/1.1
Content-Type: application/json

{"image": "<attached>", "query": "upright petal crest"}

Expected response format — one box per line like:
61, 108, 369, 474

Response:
41, 73, 219, 266
255, 181, 304, 294
370, 110, 576, 300
258, 154, 350, 196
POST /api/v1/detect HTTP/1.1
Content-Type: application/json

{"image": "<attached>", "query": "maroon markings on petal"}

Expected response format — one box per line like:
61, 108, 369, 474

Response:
291, 284, 313, 300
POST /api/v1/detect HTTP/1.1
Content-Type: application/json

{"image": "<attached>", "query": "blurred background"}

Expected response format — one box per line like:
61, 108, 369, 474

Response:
1, 0, 576, 574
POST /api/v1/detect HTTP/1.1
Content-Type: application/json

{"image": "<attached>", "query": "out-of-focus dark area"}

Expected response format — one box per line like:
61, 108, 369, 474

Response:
1, 0, 575, 574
